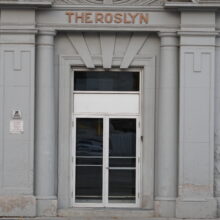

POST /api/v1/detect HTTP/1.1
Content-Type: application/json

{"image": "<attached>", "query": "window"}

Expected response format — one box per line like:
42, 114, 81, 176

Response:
74, 71, 139, 91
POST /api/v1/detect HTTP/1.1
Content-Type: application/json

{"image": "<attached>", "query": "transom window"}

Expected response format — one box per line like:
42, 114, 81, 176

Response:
74, 71, 139, 91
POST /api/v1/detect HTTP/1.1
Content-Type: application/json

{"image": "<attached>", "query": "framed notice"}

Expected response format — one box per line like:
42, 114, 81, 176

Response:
9, 110, 24, 134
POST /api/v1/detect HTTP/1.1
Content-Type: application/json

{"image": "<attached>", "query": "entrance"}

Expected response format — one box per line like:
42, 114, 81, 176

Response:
72, 70, 141, 208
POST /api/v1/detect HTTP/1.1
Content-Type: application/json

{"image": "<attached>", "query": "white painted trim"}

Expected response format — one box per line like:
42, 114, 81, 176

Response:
71, 67, 141, 207
72, 114, 141, 208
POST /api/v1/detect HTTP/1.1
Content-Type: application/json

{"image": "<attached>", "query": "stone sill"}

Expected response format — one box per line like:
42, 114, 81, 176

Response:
58, 207, 155, 218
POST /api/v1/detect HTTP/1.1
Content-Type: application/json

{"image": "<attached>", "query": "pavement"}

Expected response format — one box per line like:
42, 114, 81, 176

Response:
0, 218, 220, 220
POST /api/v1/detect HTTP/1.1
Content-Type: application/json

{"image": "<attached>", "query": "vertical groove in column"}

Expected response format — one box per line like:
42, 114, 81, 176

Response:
155, 32, 179, 217
35, 31, 56, 199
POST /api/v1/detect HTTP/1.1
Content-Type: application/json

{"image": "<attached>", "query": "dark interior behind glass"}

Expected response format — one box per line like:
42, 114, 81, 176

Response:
74, 71, 139, 91
75, 118, 103, 202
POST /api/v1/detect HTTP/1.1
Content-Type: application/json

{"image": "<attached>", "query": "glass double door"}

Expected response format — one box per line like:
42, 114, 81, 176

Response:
72, 116, 140, 207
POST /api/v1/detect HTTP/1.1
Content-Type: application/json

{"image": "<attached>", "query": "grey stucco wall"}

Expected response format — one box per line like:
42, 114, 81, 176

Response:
0, 0, 219, 218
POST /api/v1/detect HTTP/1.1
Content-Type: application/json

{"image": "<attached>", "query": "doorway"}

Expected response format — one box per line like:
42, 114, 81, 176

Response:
72, 69, 142, 207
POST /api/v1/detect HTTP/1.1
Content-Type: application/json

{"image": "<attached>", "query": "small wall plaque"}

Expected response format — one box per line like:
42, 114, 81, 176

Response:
9, 110, 24, 134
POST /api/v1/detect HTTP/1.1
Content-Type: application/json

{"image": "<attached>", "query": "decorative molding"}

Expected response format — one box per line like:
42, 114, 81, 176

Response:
165, 0, 220, 8
0, 0, 53, 7
67, 33, 95, 68
121, 33, 148, 68
199, 0, 220, 3
166, 0, 219, 2
100, 33, 116, 68
66, 32, 149, 69
54, 0, 164, 6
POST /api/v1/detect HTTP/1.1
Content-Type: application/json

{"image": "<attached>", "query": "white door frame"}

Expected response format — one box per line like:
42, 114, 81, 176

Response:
72, 114, 141, 208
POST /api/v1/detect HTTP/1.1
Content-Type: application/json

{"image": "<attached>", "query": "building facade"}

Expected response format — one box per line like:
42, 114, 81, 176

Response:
0, 0, 220, 218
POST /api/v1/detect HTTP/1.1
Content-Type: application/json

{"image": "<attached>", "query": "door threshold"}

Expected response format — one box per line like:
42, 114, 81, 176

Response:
58, 207, 154, 218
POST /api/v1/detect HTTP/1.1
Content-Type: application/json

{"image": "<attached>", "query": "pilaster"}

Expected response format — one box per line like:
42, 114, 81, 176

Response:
35, 30, 57, 217
0, 8, 36, 217
176, 11, 217, 219
215, 34, 220, 217
155, 32, 179, 218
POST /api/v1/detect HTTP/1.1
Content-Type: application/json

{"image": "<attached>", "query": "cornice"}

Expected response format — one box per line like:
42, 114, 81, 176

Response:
53, 0, 164, 6
178, 31, 218, 36
0, 29, 38, 34
0, 0, 53, 7
49, 5, 164, 11
164, 0, 220, 9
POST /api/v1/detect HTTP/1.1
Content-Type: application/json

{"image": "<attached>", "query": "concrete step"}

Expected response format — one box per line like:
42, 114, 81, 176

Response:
1, 218, 220, 220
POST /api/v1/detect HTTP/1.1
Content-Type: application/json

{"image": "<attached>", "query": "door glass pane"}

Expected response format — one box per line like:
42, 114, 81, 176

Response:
76, 166, 102, 202
74, 71, 139, 91
109, 170, 136, 203
75, 118, 103, 203
109, 119, 136, 157
109, 119, 136, 203
109, 158, 136, 167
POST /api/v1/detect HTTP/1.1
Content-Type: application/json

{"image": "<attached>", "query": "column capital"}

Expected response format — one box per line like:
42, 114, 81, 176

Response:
38, 29, 56, 36
158, 31, 178, 38
37, 29, 56, 46
158, 32, 179, 47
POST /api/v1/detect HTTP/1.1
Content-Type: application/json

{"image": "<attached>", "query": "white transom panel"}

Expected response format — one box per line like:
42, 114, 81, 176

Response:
73, 93, 139, 114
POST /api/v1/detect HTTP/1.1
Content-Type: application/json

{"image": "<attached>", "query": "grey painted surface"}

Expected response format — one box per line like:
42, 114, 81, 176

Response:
0, 0, 220, 218
57, 32, 158, 210
176, 11, 217, 218
155, 32, 178, 218
215, 36, 220, 216
35, 30, 57, 217
0, 8, 36, 216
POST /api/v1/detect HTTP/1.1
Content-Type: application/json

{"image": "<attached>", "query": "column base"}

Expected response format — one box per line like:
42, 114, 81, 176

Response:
36, 197, 57, 217
0, 195, 36, 217
154, 197, 176, 217
176, 197, 217, 218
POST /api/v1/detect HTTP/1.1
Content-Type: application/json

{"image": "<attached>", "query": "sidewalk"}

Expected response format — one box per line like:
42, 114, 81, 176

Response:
0, 218, 220, 220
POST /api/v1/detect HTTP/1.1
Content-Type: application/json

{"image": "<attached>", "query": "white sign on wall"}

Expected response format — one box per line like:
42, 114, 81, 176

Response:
9, 110, 24, 134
